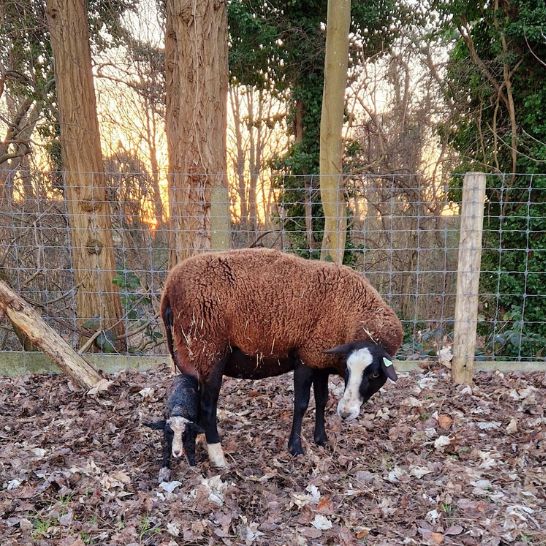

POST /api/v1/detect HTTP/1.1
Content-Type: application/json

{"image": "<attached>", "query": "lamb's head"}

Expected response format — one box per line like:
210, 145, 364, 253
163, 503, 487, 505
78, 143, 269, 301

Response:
325, 341, 398, 421
167, 410, 194, 459
145, 406, 203, 464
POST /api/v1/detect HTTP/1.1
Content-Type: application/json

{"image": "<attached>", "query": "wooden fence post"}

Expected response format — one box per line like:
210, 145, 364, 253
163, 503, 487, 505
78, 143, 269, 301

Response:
452, 172, 487, 384
0, 280, 103, 389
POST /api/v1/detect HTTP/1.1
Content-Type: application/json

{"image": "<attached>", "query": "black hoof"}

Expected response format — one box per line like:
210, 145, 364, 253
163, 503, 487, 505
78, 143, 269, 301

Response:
288, 442, 305, 456
314, 434, 328, 447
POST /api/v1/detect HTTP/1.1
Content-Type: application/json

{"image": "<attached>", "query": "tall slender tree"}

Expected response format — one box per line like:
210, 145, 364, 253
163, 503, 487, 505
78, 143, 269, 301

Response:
228, 0, 407, 256
165, 0, 230, 266
45, 0, 124, 349
320, 0, 351, 264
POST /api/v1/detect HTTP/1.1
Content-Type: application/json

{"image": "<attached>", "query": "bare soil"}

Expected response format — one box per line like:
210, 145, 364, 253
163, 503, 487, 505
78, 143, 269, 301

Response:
0, 365, 544, 545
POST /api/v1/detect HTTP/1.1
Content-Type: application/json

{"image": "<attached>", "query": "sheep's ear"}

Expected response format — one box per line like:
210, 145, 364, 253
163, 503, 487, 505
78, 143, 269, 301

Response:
144, 420, 166, 430
324, 342, 356, 355
381, 357, 398, 382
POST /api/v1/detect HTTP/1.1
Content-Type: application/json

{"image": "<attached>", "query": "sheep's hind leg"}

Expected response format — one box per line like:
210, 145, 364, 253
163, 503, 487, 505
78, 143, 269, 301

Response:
313, 369, 329, 446
200, 362, 227, 468
288, 362, 314, 456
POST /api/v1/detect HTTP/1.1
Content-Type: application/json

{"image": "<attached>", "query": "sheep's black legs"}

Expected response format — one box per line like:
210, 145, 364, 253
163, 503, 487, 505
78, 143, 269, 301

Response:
200, 376, 223, 443
199, 361, 227, 467
288, 362, 314, 456
313, 369, 329, 446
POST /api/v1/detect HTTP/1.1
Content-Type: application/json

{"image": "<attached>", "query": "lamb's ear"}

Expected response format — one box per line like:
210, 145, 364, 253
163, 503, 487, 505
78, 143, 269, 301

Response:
189, 422, 205, 434
324, 342, 356, 355
381, 357, 398, 382
144, 420, 166, 430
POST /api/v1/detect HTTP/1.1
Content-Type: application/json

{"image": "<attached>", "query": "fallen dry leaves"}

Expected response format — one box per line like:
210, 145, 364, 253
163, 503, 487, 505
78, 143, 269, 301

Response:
437, 414, 453, 430
0, 365, 544, 545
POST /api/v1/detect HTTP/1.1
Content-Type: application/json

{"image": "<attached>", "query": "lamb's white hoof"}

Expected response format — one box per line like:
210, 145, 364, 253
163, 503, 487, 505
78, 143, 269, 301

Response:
207, 443, 227, 468
158, 466, 171, 483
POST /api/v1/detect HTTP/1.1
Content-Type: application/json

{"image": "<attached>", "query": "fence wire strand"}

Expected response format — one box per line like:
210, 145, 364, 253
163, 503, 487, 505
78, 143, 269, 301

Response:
0, 170, 544, 362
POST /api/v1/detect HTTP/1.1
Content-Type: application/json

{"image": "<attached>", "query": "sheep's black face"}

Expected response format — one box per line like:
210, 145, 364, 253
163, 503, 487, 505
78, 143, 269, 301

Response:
325, 341, 398, 421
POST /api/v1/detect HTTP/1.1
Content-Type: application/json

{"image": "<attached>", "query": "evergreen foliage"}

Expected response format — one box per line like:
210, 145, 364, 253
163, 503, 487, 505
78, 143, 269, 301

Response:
438, 0, 546, 357
228, 0, 406, 257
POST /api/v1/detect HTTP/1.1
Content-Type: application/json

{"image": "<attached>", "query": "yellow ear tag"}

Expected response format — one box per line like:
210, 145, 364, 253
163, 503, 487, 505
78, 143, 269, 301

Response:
383, 357, 393, 367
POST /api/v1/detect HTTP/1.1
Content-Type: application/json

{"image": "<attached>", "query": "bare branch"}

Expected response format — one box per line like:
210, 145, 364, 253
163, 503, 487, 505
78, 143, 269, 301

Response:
524, 34, 546, 68
458, 20, 509, 110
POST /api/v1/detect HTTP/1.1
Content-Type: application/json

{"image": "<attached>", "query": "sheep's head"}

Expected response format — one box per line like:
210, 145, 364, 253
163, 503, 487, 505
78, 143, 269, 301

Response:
145, 411, 203, 465
325, 341, 397, 421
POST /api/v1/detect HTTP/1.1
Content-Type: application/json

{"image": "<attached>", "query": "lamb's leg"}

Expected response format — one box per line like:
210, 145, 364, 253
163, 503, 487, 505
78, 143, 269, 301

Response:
183, 429, 197, 466
158, 428, 173, 482
200, 364, 227, 468
288, 362, 314, 456
313, 369, 329, 446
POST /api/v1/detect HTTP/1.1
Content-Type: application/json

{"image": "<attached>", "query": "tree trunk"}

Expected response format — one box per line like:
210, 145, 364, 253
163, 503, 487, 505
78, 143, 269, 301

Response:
247, 90, 259, 238
304, 175, 316, 249
143, 98, 164, 229
45, 0, 125, 350
0, 280, 103, 389
165, 0, 230, 266
294, 100, 304, 145
230, 87, 248, 230
320, 0, 351, 264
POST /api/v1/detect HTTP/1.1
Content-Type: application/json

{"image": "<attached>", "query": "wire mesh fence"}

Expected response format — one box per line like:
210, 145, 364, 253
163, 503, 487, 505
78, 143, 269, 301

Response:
0, 170, 544, 362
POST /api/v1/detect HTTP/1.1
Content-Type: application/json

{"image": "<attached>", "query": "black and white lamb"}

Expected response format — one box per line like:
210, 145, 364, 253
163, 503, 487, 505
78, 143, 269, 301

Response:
145, 374, 202, 481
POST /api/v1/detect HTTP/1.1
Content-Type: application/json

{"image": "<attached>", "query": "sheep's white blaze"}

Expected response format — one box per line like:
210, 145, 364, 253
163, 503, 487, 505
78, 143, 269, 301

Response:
167, 416, 190, 458
207, 443, 227, 467
337, 348, 373, 420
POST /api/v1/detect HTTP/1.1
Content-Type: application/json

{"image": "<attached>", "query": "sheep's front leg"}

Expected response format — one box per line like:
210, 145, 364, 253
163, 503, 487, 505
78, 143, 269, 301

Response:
313, 369, 329, 446
200, 365, 227, 468
288, 362, 314, 456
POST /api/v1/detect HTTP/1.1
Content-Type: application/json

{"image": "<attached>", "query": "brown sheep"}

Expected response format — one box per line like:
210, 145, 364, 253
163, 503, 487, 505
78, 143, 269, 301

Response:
160, 248, 403, 467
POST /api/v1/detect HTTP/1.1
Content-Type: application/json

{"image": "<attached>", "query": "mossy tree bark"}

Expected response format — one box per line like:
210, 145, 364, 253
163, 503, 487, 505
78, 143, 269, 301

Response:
165, 0, 230, 267
45, 0, 125, 350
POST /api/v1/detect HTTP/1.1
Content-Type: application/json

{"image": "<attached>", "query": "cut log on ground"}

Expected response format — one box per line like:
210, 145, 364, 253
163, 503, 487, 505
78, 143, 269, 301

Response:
0, 280, 103, 389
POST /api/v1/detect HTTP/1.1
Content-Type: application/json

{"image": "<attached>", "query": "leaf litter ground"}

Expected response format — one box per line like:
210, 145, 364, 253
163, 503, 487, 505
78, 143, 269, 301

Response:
0, 365, 544, 545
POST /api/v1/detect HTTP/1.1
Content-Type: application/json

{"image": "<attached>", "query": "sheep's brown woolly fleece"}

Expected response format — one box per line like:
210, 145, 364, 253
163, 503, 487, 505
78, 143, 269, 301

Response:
161, 248, 403, 377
